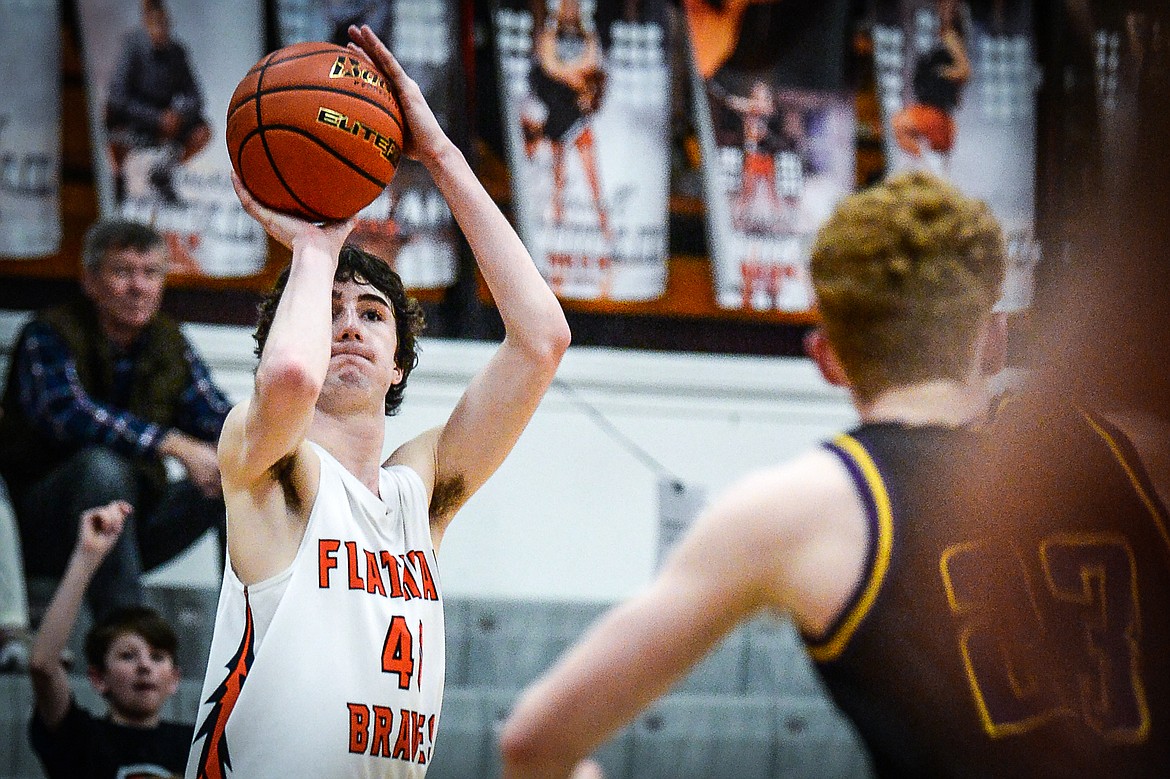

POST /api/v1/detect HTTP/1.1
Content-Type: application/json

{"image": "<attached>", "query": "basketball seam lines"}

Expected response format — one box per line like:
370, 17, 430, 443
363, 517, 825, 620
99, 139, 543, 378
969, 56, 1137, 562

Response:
238, 124, 391, 189
231, 43, 400, 221
251, 57, 330, 222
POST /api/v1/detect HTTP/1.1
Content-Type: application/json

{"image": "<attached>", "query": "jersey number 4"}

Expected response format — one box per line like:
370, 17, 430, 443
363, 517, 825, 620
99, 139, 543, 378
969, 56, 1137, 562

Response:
941, 532, 1149, 742
381, 616, 423, 691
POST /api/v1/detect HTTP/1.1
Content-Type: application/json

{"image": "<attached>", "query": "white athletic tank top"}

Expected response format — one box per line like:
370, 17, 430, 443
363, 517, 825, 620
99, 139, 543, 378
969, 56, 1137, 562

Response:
186, 443, 444, 779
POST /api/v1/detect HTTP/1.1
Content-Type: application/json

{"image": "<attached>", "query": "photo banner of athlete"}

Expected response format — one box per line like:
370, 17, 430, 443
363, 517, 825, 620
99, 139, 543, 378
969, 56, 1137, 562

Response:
872, 0, 1041, 312
683, 0, 855, 314
1093, 11, 1151, 200
495, 0, 671, 302
77, 0, 267, 277
276, 0, 461, 291
0, 0, 61, 259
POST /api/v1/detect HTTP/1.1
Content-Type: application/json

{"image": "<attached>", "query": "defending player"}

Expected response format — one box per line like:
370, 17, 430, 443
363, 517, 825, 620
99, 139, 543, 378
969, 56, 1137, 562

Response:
499, 171, 1170, 777
186, 24, 570, 778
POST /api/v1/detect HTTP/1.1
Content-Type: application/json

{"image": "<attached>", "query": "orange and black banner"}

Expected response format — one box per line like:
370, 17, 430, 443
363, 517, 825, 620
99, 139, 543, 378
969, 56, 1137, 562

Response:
495, 0, 671, 302
872, 0, 1041, 312
276, 0, 462, 291
0, 0, 61, 259
76, 0, 268, 277
682, 0, 856, 313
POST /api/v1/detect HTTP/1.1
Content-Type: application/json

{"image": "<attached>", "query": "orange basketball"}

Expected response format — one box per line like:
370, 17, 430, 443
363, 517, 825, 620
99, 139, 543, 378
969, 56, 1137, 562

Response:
226, 42, 404, 222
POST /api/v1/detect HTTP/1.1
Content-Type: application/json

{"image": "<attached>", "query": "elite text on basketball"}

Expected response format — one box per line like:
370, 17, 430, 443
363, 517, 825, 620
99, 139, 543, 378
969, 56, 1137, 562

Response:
316, 107, 402, 166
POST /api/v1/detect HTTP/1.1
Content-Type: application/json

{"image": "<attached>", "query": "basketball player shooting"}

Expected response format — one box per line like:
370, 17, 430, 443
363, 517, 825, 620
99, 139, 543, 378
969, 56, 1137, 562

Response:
186, 24, 570, 779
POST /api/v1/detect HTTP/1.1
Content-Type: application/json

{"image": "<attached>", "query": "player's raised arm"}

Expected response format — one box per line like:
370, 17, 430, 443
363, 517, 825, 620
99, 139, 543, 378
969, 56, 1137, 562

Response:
218, 175, 355, 489
350, 25, 571, 528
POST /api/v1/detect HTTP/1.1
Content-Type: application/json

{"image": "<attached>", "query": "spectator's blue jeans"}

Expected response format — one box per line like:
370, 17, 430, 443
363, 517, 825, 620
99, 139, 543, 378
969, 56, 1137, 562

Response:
17, 446, 225, 620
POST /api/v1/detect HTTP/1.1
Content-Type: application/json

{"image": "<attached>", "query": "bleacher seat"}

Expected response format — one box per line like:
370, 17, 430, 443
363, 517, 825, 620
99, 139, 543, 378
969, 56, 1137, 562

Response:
774, 694, 873, 778
442, 596, 472, 687
1, 673, 40, 779
627, 693, 777, 778
144, 585, 218, 681
427, 686, 503, 779
463, 598, 610, 689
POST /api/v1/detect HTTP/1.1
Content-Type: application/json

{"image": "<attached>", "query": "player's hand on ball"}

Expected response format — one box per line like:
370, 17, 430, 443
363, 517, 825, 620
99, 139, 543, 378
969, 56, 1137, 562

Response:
232, 172, 355, 254
347, 24, 449, 167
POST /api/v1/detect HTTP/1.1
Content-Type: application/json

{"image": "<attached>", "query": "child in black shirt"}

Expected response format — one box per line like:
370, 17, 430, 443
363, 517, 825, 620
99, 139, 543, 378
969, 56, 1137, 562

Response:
28, 501, 192, 779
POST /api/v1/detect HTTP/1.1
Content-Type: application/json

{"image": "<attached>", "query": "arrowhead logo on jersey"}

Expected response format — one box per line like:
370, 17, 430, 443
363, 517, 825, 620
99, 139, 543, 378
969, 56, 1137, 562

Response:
194, 589, 256, 779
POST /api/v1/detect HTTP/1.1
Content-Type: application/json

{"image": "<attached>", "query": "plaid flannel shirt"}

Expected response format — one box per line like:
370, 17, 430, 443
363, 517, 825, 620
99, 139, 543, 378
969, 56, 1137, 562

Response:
13, 320, 231, 458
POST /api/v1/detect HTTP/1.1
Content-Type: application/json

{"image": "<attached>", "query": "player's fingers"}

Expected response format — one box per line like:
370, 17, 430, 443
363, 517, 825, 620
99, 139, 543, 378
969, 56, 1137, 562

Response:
232, 171, 294, 240
349, 25, 410, 85
231, 171, 262, 216
343, 36, 374, 67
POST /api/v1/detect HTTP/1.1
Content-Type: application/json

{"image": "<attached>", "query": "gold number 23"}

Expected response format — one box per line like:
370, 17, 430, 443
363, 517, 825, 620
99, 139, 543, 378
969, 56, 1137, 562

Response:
941, 533, 1149, 742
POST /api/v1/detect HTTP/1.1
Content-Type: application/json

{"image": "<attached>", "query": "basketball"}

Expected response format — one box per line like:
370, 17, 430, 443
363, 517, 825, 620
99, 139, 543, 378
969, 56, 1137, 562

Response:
226, 41, 404, 222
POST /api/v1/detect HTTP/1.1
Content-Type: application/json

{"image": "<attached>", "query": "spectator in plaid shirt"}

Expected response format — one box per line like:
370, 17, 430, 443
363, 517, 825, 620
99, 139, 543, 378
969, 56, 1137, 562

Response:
0, 219, 230, 620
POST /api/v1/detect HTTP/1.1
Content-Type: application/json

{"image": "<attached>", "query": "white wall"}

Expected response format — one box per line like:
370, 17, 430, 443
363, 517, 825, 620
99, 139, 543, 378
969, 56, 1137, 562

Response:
1, 310, 856, 602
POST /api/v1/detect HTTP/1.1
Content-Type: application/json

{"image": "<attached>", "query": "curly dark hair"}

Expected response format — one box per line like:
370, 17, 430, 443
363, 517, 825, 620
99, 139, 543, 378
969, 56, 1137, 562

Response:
85, 605, 177, 671
253, 245, 426, 416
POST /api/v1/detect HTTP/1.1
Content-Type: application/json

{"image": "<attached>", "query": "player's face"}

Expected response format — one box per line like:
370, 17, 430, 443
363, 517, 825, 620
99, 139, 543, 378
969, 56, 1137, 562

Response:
91, 632, 179, 722
326, 279, 404, 399
84, 245, 168, 343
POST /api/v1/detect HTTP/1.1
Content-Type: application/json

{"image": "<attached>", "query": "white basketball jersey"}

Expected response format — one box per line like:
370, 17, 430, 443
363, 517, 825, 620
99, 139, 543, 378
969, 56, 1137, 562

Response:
187, 443, 444, 779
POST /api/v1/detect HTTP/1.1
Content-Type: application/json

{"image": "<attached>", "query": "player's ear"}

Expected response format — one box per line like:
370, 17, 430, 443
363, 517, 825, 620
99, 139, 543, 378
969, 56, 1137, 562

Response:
805, 328, 849, 387
979, 312, 1008, 377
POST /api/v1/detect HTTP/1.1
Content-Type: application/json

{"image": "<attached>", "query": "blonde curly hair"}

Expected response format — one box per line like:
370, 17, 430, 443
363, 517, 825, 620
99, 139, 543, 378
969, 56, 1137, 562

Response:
810, 171, 1005, 402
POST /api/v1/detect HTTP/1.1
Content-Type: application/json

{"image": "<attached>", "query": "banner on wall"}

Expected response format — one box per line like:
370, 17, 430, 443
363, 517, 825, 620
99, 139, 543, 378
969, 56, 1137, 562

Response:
77, 0, 266, 277
872, 0, 1041, 312
495, 0, 671, 302
276, 0, 461, 291
683, 0, 855, 313
1093, 10, 1151, 198
0, 0, 61, 259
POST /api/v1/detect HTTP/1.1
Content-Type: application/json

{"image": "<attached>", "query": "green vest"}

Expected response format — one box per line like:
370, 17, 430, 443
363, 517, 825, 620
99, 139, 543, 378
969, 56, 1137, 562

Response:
0, 298, 193, 495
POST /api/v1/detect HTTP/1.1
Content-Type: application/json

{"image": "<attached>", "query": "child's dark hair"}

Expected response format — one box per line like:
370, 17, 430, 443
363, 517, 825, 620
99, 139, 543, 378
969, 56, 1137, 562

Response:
84, 605, 178, 671
252, 245, 426, 416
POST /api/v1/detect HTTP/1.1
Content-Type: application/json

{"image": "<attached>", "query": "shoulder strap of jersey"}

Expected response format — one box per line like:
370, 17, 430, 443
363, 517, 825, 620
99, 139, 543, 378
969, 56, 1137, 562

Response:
1080, 409, 1170, 547
806, 433, 895, 663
